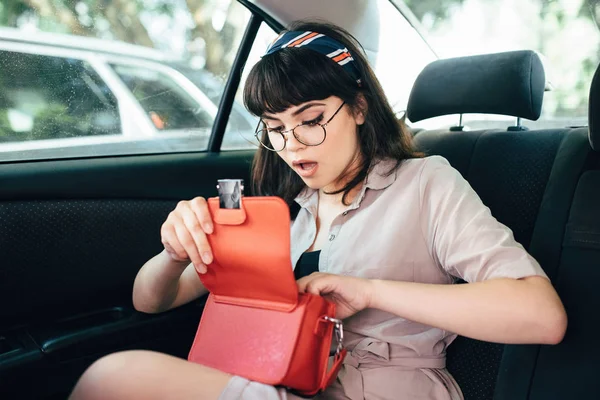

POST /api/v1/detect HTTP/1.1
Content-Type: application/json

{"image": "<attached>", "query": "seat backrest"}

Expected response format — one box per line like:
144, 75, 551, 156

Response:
494, 65, 600, 400
407, 50, 575, 400
414, 127, 574, 400
415, 128, 567, 248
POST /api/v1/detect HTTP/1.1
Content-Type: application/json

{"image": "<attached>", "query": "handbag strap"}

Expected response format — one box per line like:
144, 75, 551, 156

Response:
319, 316, 347, 391
320, 348, 348, 390
296, 315, 347, 396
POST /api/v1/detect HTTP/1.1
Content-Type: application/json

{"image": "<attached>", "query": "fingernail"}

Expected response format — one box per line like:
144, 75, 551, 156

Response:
202, 252, 213, 264
194, 263, 206, 274
205, 223, 214, 234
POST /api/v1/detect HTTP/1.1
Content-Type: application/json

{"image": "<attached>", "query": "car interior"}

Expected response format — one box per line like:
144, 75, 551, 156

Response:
0, 0, 598, 399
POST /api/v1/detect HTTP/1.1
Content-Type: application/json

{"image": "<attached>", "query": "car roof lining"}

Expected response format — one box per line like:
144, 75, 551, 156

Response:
247, 0, 383, 63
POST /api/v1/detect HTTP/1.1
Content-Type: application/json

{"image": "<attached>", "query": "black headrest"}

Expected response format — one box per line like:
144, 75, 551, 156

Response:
407, 50, 545, 123
588, 63, 600, 151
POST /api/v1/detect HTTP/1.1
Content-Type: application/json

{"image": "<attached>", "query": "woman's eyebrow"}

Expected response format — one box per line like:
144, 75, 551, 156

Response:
261, 102, 326, 120
291, 103, 325, 117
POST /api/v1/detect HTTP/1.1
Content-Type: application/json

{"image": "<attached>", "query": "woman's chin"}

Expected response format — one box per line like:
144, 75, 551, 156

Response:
303, 180, 323, 190
296, 170, 335, 191
300, 176, 327, 190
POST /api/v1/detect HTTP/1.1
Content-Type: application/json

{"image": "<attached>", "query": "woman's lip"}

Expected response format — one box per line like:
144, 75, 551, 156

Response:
292, 159, 316, 166
294, 162, 318, 178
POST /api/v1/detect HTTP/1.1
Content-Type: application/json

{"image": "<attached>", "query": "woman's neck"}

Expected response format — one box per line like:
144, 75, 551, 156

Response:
319, 153, 365, 206
319, 181, 363, 206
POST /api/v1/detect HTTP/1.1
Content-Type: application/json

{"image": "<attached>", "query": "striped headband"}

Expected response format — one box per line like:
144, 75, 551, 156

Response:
264, 30, 362, 86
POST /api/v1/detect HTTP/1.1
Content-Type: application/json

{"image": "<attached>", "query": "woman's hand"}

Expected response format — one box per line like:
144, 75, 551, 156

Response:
161, 197, 214, 274
297, 273, 374, 319
133, 197, 213, 314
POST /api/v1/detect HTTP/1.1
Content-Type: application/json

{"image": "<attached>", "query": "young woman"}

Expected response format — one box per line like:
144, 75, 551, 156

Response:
69, 20, 567, 400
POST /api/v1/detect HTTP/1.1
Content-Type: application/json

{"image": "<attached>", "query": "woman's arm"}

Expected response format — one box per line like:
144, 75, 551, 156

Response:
133, 249, 208, 314
298, 273, 567, 345
133, 197, 215, 314
369, 275, 566, 344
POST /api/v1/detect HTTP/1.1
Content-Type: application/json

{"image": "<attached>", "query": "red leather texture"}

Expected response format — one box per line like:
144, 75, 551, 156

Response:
187, 196, 344, 395
201, 196, 298, 310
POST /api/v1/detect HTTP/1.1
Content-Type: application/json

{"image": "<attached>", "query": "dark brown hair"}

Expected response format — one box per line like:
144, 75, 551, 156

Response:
244, 19, 421, 206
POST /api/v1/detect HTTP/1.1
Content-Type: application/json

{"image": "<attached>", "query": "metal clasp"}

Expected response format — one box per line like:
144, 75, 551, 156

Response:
216, 179, 244, 209
322, 316, 344, 357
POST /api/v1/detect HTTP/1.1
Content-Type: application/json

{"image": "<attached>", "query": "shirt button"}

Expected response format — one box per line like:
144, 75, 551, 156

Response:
329, 234, 336, 241
342, 211, 348, 216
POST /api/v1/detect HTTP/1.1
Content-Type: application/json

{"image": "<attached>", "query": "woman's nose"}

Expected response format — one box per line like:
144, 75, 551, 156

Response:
284, 130, 306, 152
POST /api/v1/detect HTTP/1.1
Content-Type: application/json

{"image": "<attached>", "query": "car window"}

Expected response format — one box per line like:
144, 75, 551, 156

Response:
0, 50, 121, 143
373, 0, 437, 115
0, 0, 251, 162
402, 0, 600, 130
221, 23, 278, 151
111, 64, 214, 131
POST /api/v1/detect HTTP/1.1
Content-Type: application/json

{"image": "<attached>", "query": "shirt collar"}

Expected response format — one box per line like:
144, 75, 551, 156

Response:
293, 158, 399, 209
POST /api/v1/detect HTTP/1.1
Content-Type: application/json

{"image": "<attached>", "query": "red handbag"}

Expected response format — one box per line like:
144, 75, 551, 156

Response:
188, 195, 346, 396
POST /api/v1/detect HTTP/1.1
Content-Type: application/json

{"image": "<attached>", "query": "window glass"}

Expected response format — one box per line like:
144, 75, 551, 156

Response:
112, 64, 213, 131
373, 0, 436, 114
0, 50, 120, 142
0, 0, 251, 162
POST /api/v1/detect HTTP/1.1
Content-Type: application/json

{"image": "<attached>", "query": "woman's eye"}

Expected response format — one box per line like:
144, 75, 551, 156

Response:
302, 114, 324, 126
267, 126, 284, 133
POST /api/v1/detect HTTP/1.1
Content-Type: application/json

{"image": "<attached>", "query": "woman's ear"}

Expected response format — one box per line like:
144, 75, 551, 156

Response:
353, 93, 368, 125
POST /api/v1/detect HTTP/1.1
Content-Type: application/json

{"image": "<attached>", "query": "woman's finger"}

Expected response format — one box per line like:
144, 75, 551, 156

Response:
161, 223, 189, 262
190, 197, 214, 234
297, 272, 321, 292
173, 221, 204, 270
299, 273, 338, 296
179, 205, 213, 265
306, 277, 332, 296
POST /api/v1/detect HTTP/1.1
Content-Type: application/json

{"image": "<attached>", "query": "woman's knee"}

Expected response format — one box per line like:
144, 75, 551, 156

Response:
70, 350, 157, 400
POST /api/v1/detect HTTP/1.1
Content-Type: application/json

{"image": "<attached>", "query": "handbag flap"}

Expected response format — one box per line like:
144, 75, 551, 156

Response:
199, 196, 299, 310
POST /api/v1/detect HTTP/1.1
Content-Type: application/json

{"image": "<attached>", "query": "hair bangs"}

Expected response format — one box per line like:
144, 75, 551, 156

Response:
244, 47, 356, 117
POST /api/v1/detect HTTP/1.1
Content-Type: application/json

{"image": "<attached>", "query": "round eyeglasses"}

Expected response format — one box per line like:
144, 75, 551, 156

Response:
255, 102, 346, 152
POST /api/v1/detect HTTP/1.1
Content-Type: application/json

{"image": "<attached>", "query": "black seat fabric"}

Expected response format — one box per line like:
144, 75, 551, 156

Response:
411, 129, 485, 177
416, 129, 566, 246
494, 65, 600, 400
414, 128, 570, 400
528, 164, 600, 400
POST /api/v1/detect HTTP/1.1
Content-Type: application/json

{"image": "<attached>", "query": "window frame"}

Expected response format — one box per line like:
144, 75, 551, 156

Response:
207, 11, 266, 152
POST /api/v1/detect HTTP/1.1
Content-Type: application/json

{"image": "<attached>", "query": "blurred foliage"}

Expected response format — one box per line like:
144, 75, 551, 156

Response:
0, 0, 245, 77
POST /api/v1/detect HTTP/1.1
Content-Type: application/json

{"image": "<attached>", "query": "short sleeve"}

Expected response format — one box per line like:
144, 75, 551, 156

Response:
418, 156, 547, 282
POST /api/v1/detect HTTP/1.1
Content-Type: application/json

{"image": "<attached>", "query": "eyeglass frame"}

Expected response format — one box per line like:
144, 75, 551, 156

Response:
254, 101, 346, 152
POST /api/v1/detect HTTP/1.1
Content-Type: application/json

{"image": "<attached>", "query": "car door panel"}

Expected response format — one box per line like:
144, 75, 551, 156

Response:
0, 150, 255, 398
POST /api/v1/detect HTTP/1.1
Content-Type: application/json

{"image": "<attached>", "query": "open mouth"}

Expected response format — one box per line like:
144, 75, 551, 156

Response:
293, 161, 319, 177
298, 162, 317, 171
